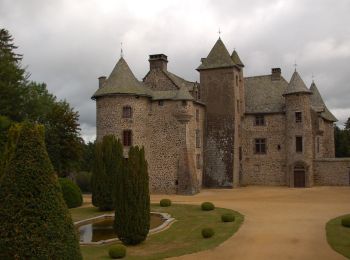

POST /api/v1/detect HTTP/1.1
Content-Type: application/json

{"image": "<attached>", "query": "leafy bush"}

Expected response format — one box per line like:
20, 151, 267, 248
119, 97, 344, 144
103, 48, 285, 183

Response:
201, 202, 215, 211
160, 199, 172, 207
341, 217, 350, 228
0, 123, 82, 259
201, 228, 215, 238
108, 244, 126, 259
59, 178, 83, 208
74, 171, 92, 193
221, 213, 235, 222
114, 146, 150, 245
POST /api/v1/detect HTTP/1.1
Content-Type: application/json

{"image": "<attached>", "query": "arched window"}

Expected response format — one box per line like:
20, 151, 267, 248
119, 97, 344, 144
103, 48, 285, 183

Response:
122, 106, 132, 118
123, 130, 132, 146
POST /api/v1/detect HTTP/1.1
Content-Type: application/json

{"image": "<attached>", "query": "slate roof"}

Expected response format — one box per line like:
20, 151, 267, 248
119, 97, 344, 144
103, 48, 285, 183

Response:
231, 50, 244, 67
244, 75, 288, 113
310, 82, 337, 122
283, 71, 312, 96
197, 38, 235, 70
92, 57, 151, 98
92, 57, 195, 102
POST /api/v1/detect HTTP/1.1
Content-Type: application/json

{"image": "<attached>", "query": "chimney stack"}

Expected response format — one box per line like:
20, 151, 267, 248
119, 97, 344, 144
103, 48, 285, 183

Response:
271, 68, 281, 81
149, 54, 168, 71
98, 76, 106, 88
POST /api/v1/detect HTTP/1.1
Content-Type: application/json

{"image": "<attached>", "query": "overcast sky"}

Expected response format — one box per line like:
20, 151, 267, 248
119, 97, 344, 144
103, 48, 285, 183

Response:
1, 0, 349, 141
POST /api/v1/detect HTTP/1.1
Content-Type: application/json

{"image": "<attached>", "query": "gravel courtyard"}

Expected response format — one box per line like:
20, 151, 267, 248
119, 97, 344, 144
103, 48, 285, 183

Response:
151, 186, 350, 260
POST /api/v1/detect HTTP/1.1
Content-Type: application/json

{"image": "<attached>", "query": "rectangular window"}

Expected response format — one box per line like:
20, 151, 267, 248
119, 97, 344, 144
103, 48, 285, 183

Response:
255, 115, 265, 126
123, 130, 132, 146
296, 136, 303, 152
196, 154, 201, 169
122, 106, 132, 118
255, 138, 266, 154
182, 100, 187, 107
158, 100, 164, 106
196, 109, 199, 122
237, 100, 240, 113
317, 137, 320, 153
295, 112, 302, 123
196, 129, 200, 148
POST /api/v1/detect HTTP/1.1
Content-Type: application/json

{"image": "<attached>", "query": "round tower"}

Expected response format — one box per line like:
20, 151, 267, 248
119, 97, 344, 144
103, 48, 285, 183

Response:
283, 70, 313, 187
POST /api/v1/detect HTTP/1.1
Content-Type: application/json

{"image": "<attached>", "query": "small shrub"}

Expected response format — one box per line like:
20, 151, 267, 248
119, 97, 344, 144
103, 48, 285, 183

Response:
201, 202, 215, 211
221, 213, 235, 222
108, 244, 126, 259
341, 217, 350, 228
201, 228, 215, 238
59, 178, 83, 208
160, 199, 171, 207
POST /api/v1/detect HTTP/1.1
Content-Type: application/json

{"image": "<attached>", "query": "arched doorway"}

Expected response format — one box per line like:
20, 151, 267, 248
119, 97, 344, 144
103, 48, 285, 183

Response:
294, 165, 306, 188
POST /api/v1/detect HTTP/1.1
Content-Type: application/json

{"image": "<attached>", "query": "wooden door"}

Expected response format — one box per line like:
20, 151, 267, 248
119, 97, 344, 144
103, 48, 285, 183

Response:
294, 170, 305, 187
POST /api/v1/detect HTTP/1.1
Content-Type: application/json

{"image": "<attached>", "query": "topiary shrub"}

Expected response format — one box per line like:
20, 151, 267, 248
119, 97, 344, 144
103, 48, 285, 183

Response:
201, 202, 215, 211
59, 178, 83, 208
0, 123, 82, 259
114, 146, 150, 245
92, 135, 123, 211
201, 228, 215, 238
160, 199, 172, 207
108, 244, 126, 259
341, 217, 350, 228
221, 213, 235, 222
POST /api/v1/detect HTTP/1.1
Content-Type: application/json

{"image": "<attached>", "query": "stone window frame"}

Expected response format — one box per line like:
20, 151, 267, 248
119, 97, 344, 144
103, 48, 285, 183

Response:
196, 109, 199, 122
195, 129, 201, 148
158, 100, 164, 106
122, 105, 132, 118
316, 136, 320, 154
196, 154, 201, 169
296, 135, 303, 153
123, 130, 132, 147
254, 138, 266, 154
254, 115, 265, 126
295, 111, 302, 123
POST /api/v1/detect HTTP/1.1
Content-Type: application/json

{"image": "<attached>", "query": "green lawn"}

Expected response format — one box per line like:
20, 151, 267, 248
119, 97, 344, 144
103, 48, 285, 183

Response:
71, 204, 244, 259
326, 214, 350, 258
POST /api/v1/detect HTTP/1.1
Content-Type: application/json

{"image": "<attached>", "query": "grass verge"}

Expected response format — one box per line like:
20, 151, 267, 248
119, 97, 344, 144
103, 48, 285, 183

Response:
71, 204, 244, 259
326, 214, 350, 259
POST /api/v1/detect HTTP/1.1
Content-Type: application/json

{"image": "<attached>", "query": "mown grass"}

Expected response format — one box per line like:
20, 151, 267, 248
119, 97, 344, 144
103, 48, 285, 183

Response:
326, 214, 350, 259
70, 203, 244, 259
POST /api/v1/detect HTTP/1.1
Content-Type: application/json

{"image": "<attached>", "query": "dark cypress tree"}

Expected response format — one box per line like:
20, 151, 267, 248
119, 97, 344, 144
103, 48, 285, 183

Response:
0, 123, 82, 259
114, 146, 150, 245
92, 135, 123, 211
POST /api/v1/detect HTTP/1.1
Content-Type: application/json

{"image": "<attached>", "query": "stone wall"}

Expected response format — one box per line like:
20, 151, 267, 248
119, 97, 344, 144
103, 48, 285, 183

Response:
241, 113, 287, 185
143, 69, 177, 91
322, 121, 335, 157
314, 158, 350, 185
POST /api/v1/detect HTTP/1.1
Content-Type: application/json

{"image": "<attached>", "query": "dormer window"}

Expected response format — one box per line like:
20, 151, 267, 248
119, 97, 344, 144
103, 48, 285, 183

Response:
295, 112, 302, 123
122, 106, 132, 118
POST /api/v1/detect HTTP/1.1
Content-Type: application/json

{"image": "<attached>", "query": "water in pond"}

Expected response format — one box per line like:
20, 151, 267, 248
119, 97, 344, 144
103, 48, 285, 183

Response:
78, 213, 164, 243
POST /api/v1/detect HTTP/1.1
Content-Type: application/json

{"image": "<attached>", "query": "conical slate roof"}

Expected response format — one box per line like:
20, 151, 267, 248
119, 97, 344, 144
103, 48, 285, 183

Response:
92, 57, 151, 98
310, 81, 337, 122
231, 50, 244, 67
197, 38, 235, 70
283, 71, 312, 96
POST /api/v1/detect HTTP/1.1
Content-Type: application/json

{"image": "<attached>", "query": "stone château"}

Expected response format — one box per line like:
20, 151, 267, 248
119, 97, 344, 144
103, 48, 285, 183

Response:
92, 38, 350, 194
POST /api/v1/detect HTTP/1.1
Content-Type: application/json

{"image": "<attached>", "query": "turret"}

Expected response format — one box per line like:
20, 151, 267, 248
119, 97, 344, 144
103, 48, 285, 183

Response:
283, 70, 313, 187
197, 38, 244, 188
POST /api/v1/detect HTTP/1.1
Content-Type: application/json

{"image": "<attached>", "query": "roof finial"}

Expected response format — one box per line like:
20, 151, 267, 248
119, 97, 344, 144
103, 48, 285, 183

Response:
293, 60, 297, 72
120, 42, 123, 58
218, 28, 221, 38
312, 73, 315, 83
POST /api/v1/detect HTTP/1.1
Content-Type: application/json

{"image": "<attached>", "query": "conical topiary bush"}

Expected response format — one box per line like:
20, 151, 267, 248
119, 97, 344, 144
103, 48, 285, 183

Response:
0, 123, 82, 259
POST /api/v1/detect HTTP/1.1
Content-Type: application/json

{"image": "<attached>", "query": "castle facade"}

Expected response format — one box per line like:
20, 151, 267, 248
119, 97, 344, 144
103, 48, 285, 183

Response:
93, 38, 350, 194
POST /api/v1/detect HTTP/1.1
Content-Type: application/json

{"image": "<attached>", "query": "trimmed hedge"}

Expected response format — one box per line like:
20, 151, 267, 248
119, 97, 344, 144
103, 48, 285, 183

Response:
108, 244, 126, 259
221, 213, 235, 222
59, 178, 83, 208
201, 228, 215, 238
160, 199, 172, 207
0, 123, 82, 259
341, 217, 350, 228
201, 202, 215, 211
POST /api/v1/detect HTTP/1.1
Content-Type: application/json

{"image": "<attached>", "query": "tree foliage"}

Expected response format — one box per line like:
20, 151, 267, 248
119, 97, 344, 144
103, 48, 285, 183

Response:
0, 122, 82, 259
92, 135, 123, 211
114, 146, 150, 245
334, 122, 350, 157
